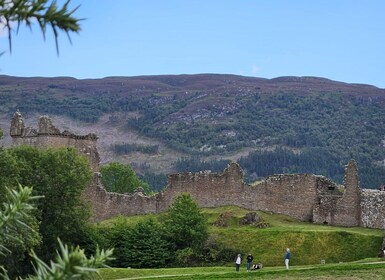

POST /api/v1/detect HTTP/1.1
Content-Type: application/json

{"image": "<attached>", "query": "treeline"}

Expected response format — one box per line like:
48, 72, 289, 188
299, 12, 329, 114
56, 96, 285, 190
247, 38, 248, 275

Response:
173, 147, 385, 189
174, 157, 231, 173
238, 147, 344, 183
237, 147, 385, 188
139, 172, 168, 192
112, 143, 159, 155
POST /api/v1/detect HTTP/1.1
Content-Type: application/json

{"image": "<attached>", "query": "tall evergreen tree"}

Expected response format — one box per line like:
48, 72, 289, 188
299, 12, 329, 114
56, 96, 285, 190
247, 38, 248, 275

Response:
162, 193, 208, 251
125, 219, 170, 268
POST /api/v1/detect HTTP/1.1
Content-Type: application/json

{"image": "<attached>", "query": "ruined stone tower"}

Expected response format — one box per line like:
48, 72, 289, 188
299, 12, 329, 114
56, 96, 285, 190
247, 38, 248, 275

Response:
336, 160, 361, 226
9, 111, 100, 172
312, 160, 361, 227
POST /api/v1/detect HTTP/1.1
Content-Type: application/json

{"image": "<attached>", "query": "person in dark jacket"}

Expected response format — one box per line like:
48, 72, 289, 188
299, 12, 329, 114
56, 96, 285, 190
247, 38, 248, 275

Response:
284, 248, 291, 271
246, 253, 254, 272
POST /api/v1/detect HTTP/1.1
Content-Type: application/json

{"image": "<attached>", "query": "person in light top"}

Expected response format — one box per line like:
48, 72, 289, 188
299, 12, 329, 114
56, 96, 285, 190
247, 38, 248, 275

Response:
235, 254, 241, 272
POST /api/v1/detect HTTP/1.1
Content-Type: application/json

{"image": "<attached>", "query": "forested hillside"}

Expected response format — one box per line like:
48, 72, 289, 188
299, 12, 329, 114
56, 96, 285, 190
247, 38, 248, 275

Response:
1, 74, 385, 189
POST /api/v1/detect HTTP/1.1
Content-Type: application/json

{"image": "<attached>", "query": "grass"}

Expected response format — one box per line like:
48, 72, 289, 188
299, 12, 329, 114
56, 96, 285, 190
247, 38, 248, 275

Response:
99, 260, 385, 279
96, 205, 384, 272
203, 206, 383, 266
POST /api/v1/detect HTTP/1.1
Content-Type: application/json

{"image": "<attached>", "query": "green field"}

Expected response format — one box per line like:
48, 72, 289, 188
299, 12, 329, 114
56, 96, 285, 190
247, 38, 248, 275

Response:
203, 206, 383, 266
99, 260, 385, 279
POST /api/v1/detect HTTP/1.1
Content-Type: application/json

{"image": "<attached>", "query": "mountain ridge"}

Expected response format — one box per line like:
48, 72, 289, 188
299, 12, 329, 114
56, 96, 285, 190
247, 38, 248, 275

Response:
1, 74, 385, 189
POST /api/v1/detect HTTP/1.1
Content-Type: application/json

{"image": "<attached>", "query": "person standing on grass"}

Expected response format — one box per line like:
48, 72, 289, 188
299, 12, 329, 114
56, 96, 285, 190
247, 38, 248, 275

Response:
246, 253, 253, 272
235, 254, 241, 272
383, 246, 385, 259
284, 248, 291, 271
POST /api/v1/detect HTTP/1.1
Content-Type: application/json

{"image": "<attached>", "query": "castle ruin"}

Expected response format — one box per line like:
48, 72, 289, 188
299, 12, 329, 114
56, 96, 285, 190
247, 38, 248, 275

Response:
9, 111, 385, 229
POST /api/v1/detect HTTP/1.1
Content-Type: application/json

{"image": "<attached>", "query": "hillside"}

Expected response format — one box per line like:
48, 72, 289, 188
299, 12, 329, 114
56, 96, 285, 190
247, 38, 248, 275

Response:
1, 74, 385, 189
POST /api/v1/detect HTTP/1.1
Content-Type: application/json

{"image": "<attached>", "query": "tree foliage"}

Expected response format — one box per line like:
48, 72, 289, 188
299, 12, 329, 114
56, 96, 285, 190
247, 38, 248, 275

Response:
0, 0, 81, 53
112, 143, 159, 155
106, 218, 171, 268
100, 162, 150, 194
0, 185, 41, 277
162, 193, 208, 251
0, 185, 40, 256
103, 217, 132, 268
140, 172, 168, 192
124, 219, 170, 268
95, 195, 209, 268
0, 185, 113, 280
26, 241, 112, 280
0, 146, 93, 264
238, 147, 344, 183
174, 157, 231, 173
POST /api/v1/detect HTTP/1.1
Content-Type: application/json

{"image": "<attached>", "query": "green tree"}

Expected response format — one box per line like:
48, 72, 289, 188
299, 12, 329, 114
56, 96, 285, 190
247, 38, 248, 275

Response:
105, 217, 170, 268
0, 0, 81, 54
0, 185, 113, 280
105, 217, 132, 268
124, 219, 171, 268
36, 147, 92, 255
0, 184, 41, 278
100, 162, 150, 194
0, 147, 20, 204
162, 193, 208, 251
1, 146, 93, 261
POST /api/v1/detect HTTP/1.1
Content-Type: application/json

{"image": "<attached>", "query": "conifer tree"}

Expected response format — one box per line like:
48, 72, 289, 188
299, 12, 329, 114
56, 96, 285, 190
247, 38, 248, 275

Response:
163, 193, 208, 251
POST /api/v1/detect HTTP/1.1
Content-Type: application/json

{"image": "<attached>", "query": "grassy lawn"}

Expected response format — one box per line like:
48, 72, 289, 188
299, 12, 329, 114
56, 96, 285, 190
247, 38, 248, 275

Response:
96, 205, 384, 277
203, 206, 383, 266
99, 260, 385, 279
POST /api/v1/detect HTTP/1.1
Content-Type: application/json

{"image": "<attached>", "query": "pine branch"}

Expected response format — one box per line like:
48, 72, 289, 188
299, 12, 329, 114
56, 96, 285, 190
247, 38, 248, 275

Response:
0, 0, 82, 54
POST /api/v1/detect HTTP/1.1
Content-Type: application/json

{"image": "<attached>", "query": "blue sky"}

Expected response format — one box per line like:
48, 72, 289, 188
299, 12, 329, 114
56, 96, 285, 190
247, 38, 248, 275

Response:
1, 1, 385, 88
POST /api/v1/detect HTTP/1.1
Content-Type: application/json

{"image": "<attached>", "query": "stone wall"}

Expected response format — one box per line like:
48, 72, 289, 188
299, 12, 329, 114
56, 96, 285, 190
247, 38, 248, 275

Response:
84, 174, 162, 221
255, 174, 320, 222
361, 190, 385, 229
86, 162, 343, 223
162, 164, 253, 210
9, 111, 385, 229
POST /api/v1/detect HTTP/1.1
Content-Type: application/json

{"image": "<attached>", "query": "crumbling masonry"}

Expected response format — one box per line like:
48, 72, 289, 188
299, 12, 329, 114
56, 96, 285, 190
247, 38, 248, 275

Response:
9, 111, 385, 229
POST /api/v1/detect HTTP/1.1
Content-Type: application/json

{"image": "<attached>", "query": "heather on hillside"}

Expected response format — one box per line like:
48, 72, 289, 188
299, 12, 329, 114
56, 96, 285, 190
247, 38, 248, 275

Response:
1, 74, 385, 188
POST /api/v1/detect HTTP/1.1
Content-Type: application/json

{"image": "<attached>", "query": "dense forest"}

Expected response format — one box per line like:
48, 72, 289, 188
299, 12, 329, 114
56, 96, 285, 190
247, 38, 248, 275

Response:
1, 74, 385, 188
